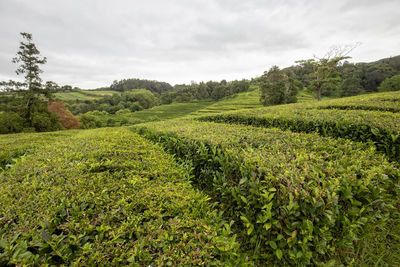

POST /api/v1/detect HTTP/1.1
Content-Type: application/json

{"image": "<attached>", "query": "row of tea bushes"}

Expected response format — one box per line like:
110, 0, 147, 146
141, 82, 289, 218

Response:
317, 103, 400, 113
0, 128, 242, 266
314, 91, 400, 113
199, 108, 400, 161
0, 130, 79, 170
134, 120, 400, 265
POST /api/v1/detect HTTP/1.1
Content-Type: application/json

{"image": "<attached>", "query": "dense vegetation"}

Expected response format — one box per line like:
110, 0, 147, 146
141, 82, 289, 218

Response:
0, 128, 244, 265
64, 52, 400, 121
200, 100, 400, 162
1, 33, 400, 266
134, 118, 399, 265
1, 89, 400, 265
1, 34, 398, 135
0, 33, 81, 134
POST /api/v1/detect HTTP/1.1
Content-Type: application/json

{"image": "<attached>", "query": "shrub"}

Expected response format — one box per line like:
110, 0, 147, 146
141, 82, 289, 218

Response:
199, 108, 400, 161
0, 128, 242, 265
78, 114, 98, 129
115, 108, 131, 115
0, 112, 24, 134
134, 119, 399, 265
379, 74, 400, 92
31, 111, 62, 132
48, 101, 80, 129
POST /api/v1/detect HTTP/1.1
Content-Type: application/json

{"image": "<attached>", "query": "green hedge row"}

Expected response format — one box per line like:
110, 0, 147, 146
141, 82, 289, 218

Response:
0, 130, 79, 170
317, 104, 400, 113
199, 108, 400, 161
134, 120, 400, 265
314, 91, 400, 113
0, 128, 242, 266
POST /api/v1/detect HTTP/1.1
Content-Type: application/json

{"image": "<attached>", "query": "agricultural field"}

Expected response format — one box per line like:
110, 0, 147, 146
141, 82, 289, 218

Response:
128, 100, 214, 123
190, 89, 263, 116
0, 128, 242, 265
1, 91, 400, 265
131, 90, 400, 265
314, 90, 400, 113
54, 90, 119, 102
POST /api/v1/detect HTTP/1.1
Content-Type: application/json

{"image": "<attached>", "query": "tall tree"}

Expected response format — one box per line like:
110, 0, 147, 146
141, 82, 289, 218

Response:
5, 32, 53, 125
260, 66, 299, 106
297, 45, 356, 101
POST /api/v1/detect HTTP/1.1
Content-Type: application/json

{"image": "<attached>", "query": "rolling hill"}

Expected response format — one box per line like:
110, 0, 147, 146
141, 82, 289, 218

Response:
1, 91, 399, 265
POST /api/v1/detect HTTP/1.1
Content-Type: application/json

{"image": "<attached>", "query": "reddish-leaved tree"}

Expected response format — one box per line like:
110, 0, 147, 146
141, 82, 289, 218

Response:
48, 101, 80, 129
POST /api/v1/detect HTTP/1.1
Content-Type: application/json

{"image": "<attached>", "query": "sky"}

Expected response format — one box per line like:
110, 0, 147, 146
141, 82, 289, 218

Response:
0, 0, 399, 89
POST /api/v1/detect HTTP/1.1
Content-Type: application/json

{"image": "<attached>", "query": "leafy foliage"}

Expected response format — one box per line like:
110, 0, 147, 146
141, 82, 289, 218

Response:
260, 66, 299, 106
109, 78, 173, 94
0, 128, 242, 265
134, 119, 399, 265
0, 32, 65, 133
0, 130, 79, 170
379, 74, 400, 92
200, 104, 400, 161
48, 101, 80, 129
316, 90, 400, 113
0, 112, 25, 134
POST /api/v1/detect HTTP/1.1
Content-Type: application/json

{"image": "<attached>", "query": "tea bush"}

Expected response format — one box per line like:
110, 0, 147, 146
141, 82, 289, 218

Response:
315, 90, 400, 113
134, 119, 400, 265
0, 128, 243, 265
199, 108, 400, 161
0, 130, 79, 170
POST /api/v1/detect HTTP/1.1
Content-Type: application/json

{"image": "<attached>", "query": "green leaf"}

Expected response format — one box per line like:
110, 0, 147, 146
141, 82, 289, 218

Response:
264, 223, 271, 231
127, 256, 136, 263
247, 224, 254, 235
239, 177, 247, 185
0, 239, 8, 249
276, 249, 283, 260
269, 241, 277, 250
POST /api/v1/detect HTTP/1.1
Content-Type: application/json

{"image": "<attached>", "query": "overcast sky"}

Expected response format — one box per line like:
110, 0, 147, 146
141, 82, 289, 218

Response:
0, 0, 399, 89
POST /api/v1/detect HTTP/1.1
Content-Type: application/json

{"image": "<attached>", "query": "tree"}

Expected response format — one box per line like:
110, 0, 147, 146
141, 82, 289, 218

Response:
1, 32, 53, 127
48, 101, 80, 129
339, 62, 364, 97
121, 89, 158, 109
260, 66, 299, 106
297, 45, 356, 101
378, 74, 400, 92
341, 74, 364, 96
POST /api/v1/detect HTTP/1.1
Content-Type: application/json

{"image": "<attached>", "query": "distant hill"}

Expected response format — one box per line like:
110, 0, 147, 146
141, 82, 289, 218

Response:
104, 78, 174, 94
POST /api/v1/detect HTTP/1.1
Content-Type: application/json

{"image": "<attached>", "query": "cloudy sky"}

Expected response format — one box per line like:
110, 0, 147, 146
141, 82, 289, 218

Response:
0, 0, 399, 88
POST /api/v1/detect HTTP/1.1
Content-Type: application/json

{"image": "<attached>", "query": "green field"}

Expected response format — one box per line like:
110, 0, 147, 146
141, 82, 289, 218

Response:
128, 100, 214, 122
1, 91, 400, 265
190, 89, 263, 116
55, 90, 119, 102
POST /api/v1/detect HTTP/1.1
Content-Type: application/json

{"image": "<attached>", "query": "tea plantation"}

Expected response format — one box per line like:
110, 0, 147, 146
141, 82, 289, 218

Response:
1, 91, 400, 265
0, 128, 243, 265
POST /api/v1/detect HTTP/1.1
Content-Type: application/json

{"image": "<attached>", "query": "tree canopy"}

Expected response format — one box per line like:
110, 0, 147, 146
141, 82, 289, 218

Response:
260, 66, 299, 106
0, 32, 67, 133
378, 74, 400, 92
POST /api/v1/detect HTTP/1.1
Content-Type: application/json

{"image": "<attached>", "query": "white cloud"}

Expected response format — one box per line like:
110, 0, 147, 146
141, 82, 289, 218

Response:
0, 0, 399, 88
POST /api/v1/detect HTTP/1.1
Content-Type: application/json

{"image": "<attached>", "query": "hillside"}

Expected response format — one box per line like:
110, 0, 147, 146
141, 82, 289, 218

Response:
1, 91, 400, 265
54, 90, 120, 102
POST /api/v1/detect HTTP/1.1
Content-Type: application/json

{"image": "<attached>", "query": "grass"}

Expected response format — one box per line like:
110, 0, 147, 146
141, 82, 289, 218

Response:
127, 100, 215, 123
191, 90, 262, 116
55, 90, 119, 102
